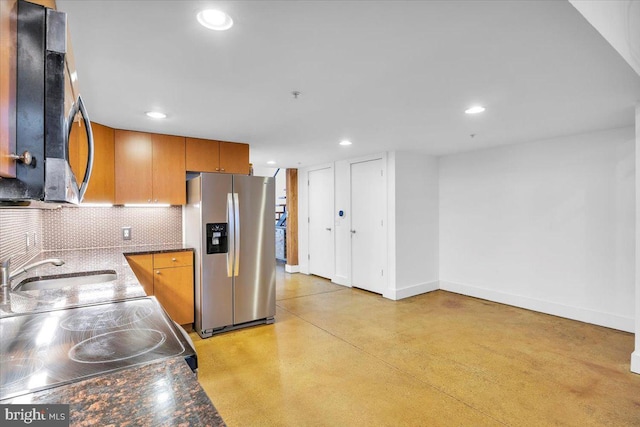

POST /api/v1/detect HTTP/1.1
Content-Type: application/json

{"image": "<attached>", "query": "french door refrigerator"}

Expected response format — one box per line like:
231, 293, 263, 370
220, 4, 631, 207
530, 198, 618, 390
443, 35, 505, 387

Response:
185, 173, 276, 338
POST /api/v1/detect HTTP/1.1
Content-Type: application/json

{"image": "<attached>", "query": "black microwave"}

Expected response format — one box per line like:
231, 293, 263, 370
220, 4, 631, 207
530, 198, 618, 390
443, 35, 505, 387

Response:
0, 0, 93, 204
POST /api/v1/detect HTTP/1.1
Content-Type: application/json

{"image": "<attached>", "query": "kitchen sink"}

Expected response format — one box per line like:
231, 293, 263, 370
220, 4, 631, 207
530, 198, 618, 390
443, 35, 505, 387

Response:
13, 271, 117, 292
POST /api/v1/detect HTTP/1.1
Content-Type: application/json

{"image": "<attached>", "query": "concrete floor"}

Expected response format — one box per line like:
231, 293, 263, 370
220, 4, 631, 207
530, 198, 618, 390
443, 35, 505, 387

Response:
192, 266, 640, 426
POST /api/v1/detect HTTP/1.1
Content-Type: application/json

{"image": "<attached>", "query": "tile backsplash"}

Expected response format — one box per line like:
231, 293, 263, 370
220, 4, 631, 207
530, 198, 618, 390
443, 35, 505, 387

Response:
1, 205, 182, 265
0, 209, 44, 267
43, 206, 182, 250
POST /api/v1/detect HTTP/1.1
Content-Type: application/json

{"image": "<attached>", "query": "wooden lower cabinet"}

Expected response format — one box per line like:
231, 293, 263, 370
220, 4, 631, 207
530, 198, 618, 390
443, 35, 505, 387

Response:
126, 254, 154, 296
154, 265, 193, 325
126, 251, 194, 325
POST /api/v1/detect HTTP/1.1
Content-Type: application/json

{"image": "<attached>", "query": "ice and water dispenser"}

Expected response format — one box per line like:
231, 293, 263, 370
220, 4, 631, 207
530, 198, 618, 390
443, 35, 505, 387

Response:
206, 223, 228, 254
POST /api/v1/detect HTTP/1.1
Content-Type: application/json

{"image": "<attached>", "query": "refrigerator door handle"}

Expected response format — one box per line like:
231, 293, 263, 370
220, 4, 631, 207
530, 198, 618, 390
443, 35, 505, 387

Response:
233, 192, 240, 276
227, 193, 234, 277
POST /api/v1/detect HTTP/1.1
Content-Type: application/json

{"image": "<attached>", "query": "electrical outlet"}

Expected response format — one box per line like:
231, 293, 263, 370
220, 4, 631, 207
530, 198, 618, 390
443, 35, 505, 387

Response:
122, 226, 132, 241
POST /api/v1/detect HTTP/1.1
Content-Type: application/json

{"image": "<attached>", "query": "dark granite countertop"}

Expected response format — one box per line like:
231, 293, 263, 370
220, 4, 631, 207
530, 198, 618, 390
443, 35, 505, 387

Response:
0, 244, 192, 317
2, 357, 226, 427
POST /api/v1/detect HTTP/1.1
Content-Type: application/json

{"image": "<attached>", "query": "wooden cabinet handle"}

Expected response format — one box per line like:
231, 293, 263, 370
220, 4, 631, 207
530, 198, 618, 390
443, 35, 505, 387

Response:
172, 257, 177, 262
156, 270, 161, 274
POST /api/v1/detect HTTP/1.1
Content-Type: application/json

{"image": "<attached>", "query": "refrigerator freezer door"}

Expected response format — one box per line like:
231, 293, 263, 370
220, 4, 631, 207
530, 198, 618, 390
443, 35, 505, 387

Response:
232, 175, 276, 324
198, 173, 234, 331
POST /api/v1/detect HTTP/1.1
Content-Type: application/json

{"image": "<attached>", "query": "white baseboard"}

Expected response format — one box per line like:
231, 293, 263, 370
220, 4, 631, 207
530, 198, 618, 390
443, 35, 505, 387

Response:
331, 275, 351, 287
285, 264, 300, 273
439, 280, 634, 333
384, 280, 439, 301
632, 351, 640, 374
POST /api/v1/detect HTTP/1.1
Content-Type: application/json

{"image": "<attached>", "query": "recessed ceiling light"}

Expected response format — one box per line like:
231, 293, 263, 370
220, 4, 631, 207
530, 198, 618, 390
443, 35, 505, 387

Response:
465, 106, 486, 114
197, 9, 233, 31
267, 160, 276, 165
146, 111, 167, 119
339, 140, 352, 146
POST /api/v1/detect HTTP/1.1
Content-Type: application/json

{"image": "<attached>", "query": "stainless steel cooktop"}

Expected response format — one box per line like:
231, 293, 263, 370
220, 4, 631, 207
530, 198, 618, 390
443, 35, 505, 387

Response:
0, 297, 189, 400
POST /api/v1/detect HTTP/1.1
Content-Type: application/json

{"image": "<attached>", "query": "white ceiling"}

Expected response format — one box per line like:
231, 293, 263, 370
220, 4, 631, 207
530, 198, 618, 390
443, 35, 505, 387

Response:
56, 0, 640, 169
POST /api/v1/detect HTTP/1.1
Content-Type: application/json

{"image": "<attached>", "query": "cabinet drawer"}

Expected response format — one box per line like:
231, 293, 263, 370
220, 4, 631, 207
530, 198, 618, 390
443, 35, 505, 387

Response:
153, 251, 193, 268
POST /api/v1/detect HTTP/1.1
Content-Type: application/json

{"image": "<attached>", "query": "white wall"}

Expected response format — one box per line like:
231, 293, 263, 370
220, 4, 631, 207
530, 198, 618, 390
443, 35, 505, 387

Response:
439, 127, 635, 332
252, 166, 286, 206
299, 151, 439, 300
333, 159, 351, 286
569, 0, 640, 77
386, 151, 439, 299
633, 105, 640, 374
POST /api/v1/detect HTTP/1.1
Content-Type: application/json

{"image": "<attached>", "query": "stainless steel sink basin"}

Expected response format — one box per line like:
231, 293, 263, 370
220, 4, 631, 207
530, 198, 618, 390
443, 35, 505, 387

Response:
13, 271, 117, 292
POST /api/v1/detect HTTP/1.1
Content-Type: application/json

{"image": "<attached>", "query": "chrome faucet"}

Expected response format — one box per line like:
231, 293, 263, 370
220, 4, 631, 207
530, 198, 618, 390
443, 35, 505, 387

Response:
0, 257, 65, 288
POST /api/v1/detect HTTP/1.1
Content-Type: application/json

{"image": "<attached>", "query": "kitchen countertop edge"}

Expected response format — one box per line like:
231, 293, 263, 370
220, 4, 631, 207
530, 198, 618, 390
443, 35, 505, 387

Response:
1, 357, 226, 427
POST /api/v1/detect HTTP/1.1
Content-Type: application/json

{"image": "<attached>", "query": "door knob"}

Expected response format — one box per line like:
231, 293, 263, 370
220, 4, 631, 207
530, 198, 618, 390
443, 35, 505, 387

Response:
350, 230, 356, 234
325, 227, 332, 231
8, 151, 33, 166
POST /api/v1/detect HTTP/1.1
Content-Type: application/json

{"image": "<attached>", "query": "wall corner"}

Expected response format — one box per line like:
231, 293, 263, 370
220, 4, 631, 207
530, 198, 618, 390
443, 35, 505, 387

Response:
631, 351, 640, 374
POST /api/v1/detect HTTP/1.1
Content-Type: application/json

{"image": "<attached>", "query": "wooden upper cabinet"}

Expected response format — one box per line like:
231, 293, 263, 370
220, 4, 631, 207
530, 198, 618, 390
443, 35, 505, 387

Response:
185, 137, 219, 172
69, 121, 116, 204
152, 133, 185, 204
85, 123, 115, 203
220, 141, 250, 174
0, 0, 17, 178
115, 130, 153, 204
115, 130, 185, 205
186, 138, 249, 175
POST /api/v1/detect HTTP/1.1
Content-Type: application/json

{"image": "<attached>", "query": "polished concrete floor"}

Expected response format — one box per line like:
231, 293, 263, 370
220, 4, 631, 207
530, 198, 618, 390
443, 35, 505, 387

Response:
192, 266, 640, 426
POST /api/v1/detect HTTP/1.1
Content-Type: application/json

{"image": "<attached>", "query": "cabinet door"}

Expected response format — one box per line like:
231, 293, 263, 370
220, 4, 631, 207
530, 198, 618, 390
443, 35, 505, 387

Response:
126, 254, 154, 296
154, 265, 194, 325
185, 137, 219, 172
0, 0, 17, 178
78, 122, 115, 203
220, 141, 249, 174
152, 134, 185, 204
115, 130, 153, 204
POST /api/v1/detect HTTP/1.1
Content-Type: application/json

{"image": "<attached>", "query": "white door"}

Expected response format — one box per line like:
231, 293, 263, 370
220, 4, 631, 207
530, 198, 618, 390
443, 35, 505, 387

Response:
350, 159, 385, 294
308, 167, 334, 279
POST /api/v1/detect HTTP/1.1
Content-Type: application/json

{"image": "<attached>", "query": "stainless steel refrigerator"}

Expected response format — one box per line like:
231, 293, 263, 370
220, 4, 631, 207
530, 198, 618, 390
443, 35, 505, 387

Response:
185, 173, 276, 338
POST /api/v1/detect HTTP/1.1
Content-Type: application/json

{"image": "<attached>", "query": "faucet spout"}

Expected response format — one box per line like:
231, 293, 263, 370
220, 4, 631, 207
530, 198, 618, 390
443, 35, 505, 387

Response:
10, 258, 65, 279
1, 258, 65, 287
